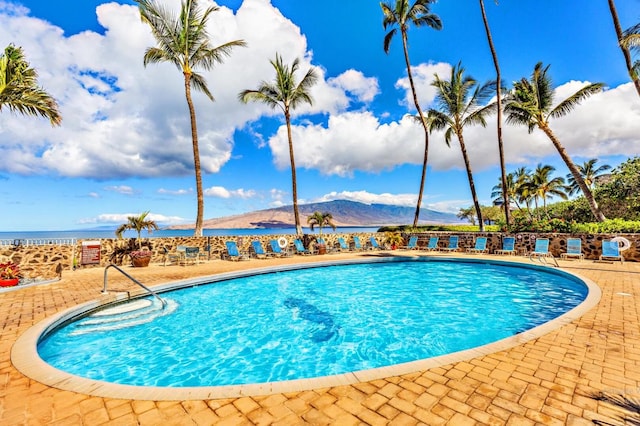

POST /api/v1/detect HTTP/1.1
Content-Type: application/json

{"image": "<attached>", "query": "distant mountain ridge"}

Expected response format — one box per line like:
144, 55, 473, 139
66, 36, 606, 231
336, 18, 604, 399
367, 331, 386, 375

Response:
169, 200, 462, 229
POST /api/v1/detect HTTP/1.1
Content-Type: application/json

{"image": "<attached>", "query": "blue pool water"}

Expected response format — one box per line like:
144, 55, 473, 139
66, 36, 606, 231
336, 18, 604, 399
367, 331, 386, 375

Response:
38, 259, 588, 387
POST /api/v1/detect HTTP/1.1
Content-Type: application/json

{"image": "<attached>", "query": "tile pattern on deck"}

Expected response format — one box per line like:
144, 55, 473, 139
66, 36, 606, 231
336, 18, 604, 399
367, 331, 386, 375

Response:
1, 252, 639, 425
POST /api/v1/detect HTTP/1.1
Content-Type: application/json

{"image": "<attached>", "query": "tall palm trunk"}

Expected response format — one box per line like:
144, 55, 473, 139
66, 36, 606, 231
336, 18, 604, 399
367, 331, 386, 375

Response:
457, 133, 484, 231
608, 0, 640, 97
479, 0, 510, 225
401, 30, 430, 228
285, 109, 302, 235
184, 72, 204, 236
540, 125, 606, 222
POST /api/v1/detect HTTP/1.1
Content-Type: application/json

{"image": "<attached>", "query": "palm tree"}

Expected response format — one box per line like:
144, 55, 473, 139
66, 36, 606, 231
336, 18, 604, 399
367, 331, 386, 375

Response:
0, 44, 61, 125
512, 167, 535, 218
491, 171, 519, 212
239, 54, 318, 236
428, 63, 496, 231
566, 158, 611, 196
381, 0, 442, 228
528, 164, 568, 218
306, 211, 336, 235
503, 62, 607, 222
457, 206, 477, 225
607, 0, 640, 97
478, 0, 509, 226
115, 211, 159, 249
135, 0, 246, 237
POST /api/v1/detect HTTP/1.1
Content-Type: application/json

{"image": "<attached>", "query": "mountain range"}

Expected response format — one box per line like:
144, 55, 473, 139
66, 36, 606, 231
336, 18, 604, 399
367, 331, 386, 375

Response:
168, 200, 462, 229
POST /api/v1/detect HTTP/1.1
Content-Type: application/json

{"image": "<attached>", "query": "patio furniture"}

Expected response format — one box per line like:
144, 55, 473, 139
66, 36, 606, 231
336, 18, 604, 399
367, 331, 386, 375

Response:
560, 238, 584, 261
600, 239, 624, 263
529, 238, 559, 267
495, 237, 516, 255
466, 237, 488, 254
439, 236, 459, 252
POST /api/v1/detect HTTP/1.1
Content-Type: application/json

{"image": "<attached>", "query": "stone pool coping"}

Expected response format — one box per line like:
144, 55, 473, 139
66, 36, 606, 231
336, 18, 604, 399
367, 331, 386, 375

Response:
11, 255, 601, 401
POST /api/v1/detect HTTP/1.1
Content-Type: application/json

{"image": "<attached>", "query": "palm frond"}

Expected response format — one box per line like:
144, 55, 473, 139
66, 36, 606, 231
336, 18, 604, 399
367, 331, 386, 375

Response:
621, 22, 640, 50
190, 72, 213, 100
0, 44, 61, 125
383, 29, 397, 53
549, 82, 604, 119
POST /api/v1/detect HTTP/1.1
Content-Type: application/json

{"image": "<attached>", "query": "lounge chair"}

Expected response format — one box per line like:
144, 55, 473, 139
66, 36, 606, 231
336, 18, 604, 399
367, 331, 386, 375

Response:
162, 246, 181, 266
352, 236, 365, 251
424, 236, 439, 251
293, 239, 313, 255
251, 241, 275, 259
369, 236, 382, 250
560, 238, 584, 261
466, 237, 488, 254
400, 236, 419, 250
184, 246, 200, 265
495, 237, 516, 256
315, 237, 337, 254
225, 241, 250, 261
600, 239, 624, 263
440, 236, 459, 252
529, 238, 559, 267
269, 239, 291, 257
337, 237, 351, 252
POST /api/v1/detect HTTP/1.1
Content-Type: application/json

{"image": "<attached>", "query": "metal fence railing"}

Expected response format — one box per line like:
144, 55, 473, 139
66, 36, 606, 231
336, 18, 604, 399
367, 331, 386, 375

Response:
0, 239, 77, 247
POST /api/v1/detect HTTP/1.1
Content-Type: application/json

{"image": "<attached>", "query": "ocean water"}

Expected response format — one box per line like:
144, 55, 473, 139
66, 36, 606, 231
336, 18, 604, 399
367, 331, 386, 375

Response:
0, 227, 382, 241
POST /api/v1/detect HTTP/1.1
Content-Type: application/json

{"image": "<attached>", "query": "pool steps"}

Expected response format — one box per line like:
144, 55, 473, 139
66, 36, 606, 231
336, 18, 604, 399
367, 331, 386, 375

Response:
70, 298, 177, 335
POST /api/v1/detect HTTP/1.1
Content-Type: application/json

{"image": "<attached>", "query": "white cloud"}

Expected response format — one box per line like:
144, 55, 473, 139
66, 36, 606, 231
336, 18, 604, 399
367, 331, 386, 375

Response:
266, 72, 640, 176
158, 188, 192, 196
396, 62, 453, 110
204, 186, 256, 199
79, 212, 186, 225
1, 1, 638, 186
0, 0, 353, 178
104, 185, 135, 195
328, 69, 380, 103
314, 190, 418, 207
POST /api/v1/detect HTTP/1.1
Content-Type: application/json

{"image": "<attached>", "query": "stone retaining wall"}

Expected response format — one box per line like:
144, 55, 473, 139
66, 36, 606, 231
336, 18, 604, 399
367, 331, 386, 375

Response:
1, 232, 637, 281
410, 232, 639, 262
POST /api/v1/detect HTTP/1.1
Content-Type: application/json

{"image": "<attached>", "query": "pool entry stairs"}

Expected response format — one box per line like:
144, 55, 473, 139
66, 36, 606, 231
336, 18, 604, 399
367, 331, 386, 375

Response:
71, 298, 177, 335
70, 263, 176, 335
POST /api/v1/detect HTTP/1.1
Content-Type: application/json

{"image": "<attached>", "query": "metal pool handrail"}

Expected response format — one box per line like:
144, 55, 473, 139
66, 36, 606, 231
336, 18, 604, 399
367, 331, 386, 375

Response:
102, 263, 166, 308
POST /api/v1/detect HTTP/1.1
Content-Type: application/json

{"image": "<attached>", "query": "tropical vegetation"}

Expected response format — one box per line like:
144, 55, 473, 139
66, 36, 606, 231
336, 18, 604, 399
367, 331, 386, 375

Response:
381, 0, 442, 228
607, 0, 640, 97
306, 211, 336, 235
428, 62, 496, 231
0, 44, 61, 125
482, 157, 639, 233
565, 159, 611, 196
115, 211, 159, 249
135, 0, 246, 237
503, 62, 606, 222
239, 53, 318, 235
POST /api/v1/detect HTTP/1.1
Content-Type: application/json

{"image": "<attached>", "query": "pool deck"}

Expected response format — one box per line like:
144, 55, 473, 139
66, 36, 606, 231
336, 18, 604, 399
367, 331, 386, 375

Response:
1, 251, 639, 425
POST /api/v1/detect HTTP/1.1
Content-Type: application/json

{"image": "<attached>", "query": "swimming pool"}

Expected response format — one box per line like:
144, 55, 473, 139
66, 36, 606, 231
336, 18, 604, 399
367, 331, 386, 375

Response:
15, 257, 600, 400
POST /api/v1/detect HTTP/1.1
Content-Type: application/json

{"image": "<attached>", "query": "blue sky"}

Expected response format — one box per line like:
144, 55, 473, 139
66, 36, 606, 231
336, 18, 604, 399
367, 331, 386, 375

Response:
1, 0, 639, 231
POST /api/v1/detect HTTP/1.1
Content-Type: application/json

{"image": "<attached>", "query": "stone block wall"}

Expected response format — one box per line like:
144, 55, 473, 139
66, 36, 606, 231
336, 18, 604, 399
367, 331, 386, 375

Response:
1, 232, 637, 281
410, 232, 639, 262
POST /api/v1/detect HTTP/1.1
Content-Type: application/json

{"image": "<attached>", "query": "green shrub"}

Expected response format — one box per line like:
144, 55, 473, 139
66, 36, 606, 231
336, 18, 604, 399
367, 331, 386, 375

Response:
378, 224, 500, 233
572, 219, 640, 233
